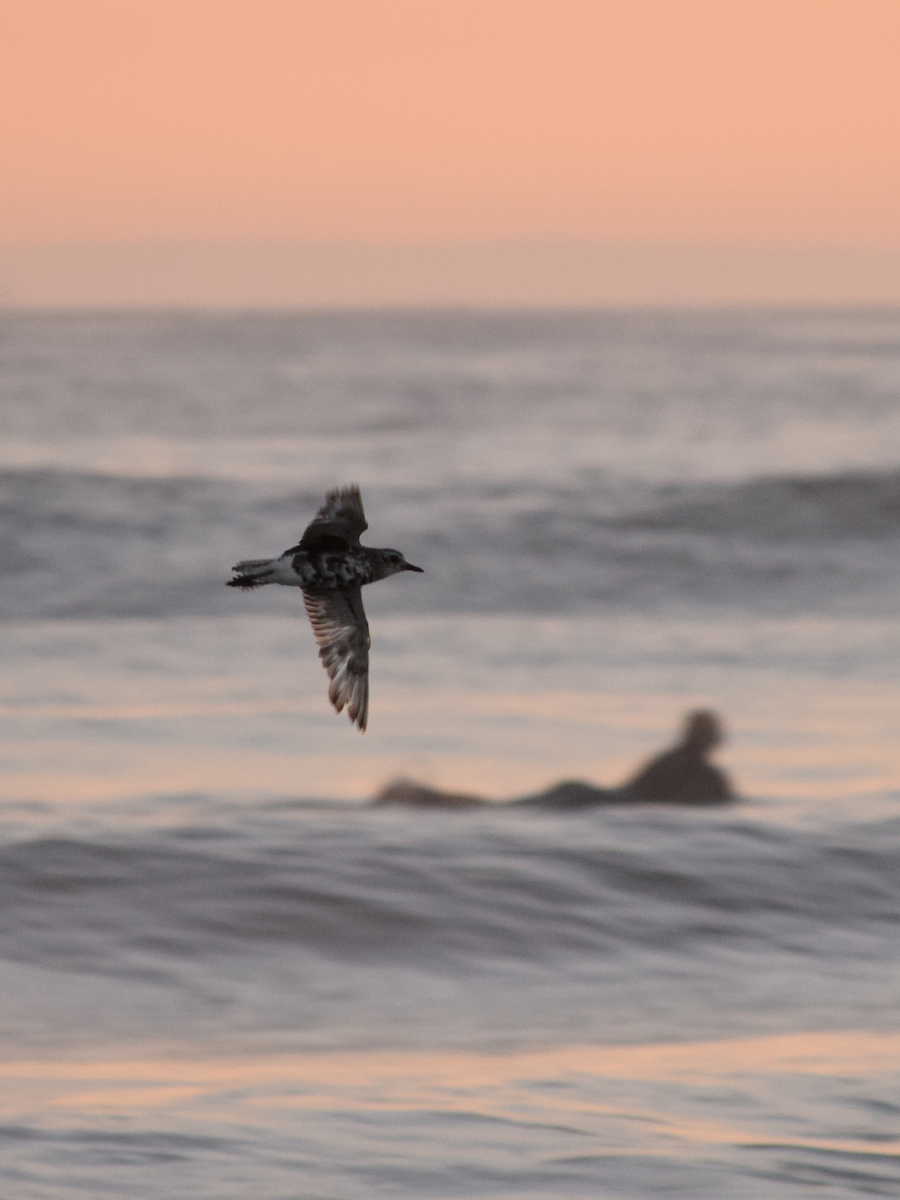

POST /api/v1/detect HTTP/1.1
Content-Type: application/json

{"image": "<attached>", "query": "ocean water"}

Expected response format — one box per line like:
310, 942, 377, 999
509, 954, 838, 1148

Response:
2, 308, 900, 1198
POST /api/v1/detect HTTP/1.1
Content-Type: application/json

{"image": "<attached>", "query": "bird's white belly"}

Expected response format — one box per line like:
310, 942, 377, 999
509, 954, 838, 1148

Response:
270, 555, 308, 586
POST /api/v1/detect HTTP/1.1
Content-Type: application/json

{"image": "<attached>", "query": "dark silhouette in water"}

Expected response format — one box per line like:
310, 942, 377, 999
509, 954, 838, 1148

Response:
622, 709, 730, 803
373, 711, 734, 809
516, 710, 732, 809
370, 779, 485, 809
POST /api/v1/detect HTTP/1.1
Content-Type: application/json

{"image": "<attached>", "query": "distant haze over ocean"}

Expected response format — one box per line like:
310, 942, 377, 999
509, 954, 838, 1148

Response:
2, 241, 900, 309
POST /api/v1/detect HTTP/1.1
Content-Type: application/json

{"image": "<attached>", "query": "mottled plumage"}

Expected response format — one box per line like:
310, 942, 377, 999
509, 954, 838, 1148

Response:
227, 485, 422, 730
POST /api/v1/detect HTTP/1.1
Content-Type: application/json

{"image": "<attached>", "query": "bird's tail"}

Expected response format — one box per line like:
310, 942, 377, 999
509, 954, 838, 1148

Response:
227, 558, 277, 589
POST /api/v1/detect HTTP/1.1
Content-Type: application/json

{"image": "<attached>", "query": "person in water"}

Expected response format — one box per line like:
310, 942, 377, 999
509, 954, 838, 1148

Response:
515, 710, 732, 808
372, 710, 734, 808
621, 709, 731, 803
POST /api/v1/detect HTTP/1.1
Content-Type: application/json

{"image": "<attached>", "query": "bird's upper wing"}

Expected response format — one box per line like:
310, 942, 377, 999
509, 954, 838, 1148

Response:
302, 587, 370, 731
299, 485, 368, 550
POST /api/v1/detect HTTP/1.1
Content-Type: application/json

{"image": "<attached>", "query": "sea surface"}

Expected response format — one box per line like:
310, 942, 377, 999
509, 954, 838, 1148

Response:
1, 308, 900, 1198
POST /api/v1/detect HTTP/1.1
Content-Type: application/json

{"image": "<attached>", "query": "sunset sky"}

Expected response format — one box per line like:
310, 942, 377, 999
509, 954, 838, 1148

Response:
2, 0, 899, 305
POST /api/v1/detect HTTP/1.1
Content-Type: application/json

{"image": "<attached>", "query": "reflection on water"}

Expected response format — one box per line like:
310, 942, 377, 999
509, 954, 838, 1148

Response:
4, 1032, 900, 1194
5, 614, 900, 804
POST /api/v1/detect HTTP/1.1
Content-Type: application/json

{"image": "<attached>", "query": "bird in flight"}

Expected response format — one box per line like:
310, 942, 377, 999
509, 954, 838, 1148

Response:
227, 485, 423, 731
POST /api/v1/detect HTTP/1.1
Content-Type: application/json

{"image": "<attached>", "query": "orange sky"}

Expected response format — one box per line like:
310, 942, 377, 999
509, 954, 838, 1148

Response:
2, 0, 899, 248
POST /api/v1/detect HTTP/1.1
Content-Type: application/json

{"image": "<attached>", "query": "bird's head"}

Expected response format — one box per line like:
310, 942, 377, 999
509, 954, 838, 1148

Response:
375, 548, 424, 579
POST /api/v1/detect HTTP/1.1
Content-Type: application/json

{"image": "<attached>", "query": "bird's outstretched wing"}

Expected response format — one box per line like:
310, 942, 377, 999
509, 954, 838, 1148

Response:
302, 587, 370, 731
299, 485, 368, 550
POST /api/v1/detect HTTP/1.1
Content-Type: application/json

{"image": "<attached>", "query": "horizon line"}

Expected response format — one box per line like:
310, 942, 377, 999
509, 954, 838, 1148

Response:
3, 241, 900, 310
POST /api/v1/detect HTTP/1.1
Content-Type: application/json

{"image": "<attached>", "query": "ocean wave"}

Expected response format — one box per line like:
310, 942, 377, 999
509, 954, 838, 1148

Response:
1, 811, 898, 975
1, 466, 900, 620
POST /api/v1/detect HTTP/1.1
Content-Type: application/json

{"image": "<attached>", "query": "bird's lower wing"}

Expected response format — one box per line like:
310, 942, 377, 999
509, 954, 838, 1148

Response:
302, 588, 370, 731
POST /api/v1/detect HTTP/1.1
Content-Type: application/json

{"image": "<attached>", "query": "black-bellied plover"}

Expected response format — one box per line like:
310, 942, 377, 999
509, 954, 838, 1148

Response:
227, 485, 422, 731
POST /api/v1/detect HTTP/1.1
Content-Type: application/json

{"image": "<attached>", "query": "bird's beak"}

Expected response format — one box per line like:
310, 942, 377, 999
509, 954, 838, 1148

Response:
404, 562, 424, 573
